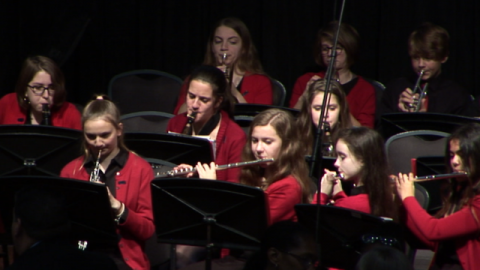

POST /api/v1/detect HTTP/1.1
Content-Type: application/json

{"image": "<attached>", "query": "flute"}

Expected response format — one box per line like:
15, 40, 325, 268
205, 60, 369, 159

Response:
156, 158, 274, 178
413, 172, 468, 182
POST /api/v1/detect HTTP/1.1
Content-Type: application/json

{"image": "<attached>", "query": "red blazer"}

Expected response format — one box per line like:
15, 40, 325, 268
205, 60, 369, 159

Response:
403, 196, 480, 270
166, 110, 246, 183
0, 93, 82, 130
265, 175, 303, 224
312, 191, 371, 214
60, 152, 155, 270
173, 72, 273, 114
289, 71, 376, 128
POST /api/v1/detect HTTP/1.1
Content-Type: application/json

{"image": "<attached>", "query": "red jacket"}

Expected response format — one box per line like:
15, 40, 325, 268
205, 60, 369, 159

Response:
312, 191, 371, 214
166, 110, 246, 183
266, 175, 303, 224
289, 72, 376, 128
0, 93, 82, 130
173, 73, 272, 114
403, 196, 480, 270
60, 152, 155, 270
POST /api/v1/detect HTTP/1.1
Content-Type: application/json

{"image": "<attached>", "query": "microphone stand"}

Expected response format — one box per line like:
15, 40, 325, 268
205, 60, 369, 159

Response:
309, 0, 347, 268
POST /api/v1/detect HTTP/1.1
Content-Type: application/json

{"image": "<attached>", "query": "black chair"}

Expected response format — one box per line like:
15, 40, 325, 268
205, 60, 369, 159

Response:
108, 69, 183, 115
120, 111, 174, 134
270, 78, 287, 106
385, 130, 449, 175
363, 78, 386, 128
380, 112, 480, 140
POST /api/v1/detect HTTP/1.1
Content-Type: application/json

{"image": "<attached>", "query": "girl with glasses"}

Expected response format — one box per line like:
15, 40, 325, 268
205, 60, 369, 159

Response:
0, 56, 81, 129
290, 21, 376, 128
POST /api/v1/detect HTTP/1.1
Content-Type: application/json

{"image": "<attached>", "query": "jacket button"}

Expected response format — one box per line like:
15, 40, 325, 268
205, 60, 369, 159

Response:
116, 172, 120, 176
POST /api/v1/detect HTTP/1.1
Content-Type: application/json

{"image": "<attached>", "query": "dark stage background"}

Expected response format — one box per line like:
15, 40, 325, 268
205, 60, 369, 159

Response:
1, 0, 479, 108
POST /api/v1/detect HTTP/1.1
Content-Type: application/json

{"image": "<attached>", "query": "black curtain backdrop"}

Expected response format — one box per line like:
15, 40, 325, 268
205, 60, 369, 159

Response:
1, 0, 479, 108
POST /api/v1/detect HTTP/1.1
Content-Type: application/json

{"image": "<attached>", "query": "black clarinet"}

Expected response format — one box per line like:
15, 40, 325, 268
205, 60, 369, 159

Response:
41, 104, 51, 126
182, 111, 197, 135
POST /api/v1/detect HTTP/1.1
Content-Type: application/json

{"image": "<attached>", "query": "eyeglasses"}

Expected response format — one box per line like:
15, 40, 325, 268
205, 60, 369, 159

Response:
27, 85, 55, 96
282, 251, 319, 269
321, 45, 344, 55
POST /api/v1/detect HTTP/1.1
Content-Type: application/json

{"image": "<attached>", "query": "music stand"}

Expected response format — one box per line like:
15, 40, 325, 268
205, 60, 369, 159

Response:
295, 204, 404, 269
150, 178, 268, 270
234, 104, 300, 118
415, 156, 448, 214
0, 176, 118, 248
0, 125, 83, 176
380, 113, 480, 139
124, 133, 214, 166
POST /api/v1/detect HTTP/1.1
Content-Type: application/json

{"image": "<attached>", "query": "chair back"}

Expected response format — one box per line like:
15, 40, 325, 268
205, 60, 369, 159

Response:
270, 79, 286, 106
120, 111, 174, 134
385, 130, 449, 175
108, 69, 183, 114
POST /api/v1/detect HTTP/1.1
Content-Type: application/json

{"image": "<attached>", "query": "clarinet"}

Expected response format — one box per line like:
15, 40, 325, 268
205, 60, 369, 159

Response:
41, 104, 51, 126
89, 150, 102, 182
182, 111, 197, 135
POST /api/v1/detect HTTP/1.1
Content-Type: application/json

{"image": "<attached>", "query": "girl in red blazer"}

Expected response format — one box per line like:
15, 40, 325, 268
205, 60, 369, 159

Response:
296, 78, 354, 157
238, 109, 313, 224
174, 17, 272, 114
397, 123, 480, 270
60, 98, 154, 270
316, 127, 398, 220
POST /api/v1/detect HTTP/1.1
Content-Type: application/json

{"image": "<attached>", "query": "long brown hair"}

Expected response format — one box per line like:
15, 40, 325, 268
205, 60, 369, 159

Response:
239, 109, 312, 203
81, 99, 128, 159
297, 79, 352, 154
336, 127, 397, 219
203, 17, 264, 75
437, 123, 480, 217
15, 55, 66, 110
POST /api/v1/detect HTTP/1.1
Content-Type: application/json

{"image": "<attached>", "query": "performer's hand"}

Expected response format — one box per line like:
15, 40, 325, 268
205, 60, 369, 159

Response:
320, 169, 338, 196
293, 75, 322, 109
196, 162, 217, 180
395, 173, 416, 201
398, 88, 415, 112
173, 163, 195, 178
106, 186, 123, 215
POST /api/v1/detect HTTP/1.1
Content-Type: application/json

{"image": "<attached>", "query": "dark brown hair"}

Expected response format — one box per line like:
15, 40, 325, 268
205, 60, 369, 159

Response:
203, 17, 264, 74
15, 55, 66, 110
313, 21, 360, 69
336, 127, 397, 219
185, 65, 235, 119
437, 123, 480, 217
239, 109, 312, 203
408, 22, 449, 61
297, 79, 352, 154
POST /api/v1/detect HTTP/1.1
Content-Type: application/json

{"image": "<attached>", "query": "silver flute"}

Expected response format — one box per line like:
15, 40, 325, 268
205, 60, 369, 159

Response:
157, 158, 274, 178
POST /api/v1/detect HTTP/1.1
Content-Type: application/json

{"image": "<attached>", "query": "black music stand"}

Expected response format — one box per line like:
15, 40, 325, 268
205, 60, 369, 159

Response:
380, 113, 480, 139
0, 125, 83, 176
234, 104, 300, 117
416, 156, 448, 214
124, 133, 214, 166
295, 204, 404, 269
150, 178, 268, 270
0, 176, 118, 248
